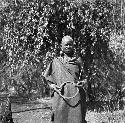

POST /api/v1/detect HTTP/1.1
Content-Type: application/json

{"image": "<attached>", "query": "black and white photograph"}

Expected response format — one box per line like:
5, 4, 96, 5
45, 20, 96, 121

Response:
0, 0, 125, 123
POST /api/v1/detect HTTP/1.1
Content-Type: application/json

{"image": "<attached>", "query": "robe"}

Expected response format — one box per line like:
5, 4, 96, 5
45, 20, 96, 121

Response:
44, 56, 87, 123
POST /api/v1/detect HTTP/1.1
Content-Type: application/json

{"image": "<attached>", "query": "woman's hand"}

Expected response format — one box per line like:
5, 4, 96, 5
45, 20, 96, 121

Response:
76, 79, 87, 87
50, 84, 61, 90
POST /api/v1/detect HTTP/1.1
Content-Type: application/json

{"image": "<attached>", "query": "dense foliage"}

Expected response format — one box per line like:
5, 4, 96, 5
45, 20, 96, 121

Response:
0, 0, 125, 108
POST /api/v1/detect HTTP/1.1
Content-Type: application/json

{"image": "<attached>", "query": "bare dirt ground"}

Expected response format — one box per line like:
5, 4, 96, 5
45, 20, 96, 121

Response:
12, 98, 52, 123
12, 98, 125, 123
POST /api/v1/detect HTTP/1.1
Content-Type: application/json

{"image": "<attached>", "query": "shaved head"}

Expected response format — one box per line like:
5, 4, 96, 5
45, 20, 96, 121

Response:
61, 36, 73, 45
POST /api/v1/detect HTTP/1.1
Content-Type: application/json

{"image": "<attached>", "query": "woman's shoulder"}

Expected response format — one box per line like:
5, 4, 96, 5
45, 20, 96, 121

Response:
51, 56, 63, 64
53, 56, 62, 61
52, 56, 82, 66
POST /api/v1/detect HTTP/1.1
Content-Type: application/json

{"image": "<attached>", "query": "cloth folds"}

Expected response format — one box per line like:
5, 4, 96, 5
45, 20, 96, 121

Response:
44, 57, 87, 123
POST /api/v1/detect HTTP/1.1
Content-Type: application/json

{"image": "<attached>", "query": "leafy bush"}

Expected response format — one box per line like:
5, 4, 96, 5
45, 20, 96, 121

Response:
0, 0, 124, 106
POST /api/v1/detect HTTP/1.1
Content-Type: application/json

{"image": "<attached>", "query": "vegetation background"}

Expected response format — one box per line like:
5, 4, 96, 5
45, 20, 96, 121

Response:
0, 0, 125, 112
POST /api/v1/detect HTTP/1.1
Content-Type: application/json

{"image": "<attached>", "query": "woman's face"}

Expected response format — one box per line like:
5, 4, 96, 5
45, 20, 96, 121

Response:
61, 37, 74, 55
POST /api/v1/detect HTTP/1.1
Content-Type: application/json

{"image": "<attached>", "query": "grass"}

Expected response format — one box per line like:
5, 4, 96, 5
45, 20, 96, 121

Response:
85, 99, 125, 123
86, 110, 125, 123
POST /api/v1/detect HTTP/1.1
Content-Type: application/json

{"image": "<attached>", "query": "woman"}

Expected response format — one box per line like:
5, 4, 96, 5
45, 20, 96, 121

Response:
44, 36, 87, 123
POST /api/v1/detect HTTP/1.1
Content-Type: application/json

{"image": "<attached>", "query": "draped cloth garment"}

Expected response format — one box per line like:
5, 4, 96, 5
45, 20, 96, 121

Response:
44, 57, 87, 123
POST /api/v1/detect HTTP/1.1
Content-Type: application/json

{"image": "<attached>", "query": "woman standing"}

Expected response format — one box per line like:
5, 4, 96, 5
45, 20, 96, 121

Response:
44, 36, 87, 123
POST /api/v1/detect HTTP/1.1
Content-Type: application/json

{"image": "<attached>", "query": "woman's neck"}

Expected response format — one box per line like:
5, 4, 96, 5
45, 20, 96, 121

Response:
63, 53, 75, 63
63, 53, 74, 58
